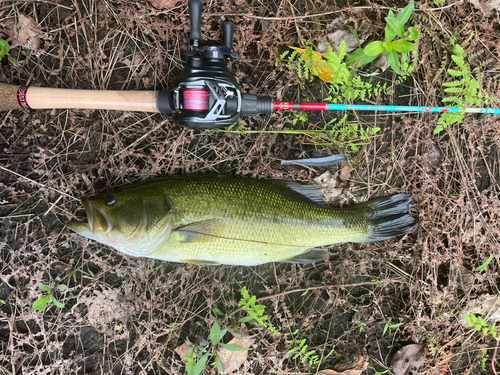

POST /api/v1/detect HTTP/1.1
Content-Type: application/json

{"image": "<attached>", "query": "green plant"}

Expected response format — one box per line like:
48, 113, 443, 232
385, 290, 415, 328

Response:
221, 114, 380, 153
382, 317, 404, 336
434, 42, 496, 134
463, 312, 498, 338
286, 330, 320, 365
238, 287, 329, 366
0, 39, 15, 64
238, 286, 280, 334
277, 40, 390, 102
346, 0, 419, 75
475, 254, 494, 272
274, 40, 386, 152
183, 321, 251, 375
480, 349, 488, 371
32, 283, 66, 311
292, 111, 308, 125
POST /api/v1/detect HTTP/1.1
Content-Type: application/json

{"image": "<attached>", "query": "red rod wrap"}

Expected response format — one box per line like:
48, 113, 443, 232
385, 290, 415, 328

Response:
17, 86, 30, 109
273, 102, 328, 110
273, 102, 294, 110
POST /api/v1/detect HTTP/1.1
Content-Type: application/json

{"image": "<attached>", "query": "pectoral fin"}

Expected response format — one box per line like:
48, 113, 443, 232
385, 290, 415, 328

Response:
284, 248, 328, 264
173, 219, 223, 243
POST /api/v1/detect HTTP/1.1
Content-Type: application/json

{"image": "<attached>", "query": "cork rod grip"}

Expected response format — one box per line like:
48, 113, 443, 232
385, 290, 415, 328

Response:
0, 83, 161, 113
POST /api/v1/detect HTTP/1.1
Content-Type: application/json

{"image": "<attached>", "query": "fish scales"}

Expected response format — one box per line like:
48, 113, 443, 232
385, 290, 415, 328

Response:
67, 175, 415, 266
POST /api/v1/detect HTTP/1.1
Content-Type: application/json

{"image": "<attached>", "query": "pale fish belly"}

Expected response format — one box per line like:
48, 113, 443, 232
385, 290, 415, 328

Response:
144, 218, 370, 265
146, 235, 310, 266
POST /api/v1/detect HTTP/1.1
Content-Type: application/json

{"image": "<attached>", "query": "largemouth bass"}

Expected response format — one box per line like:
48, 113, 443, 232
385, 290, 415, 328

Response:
67, 175, 415, 266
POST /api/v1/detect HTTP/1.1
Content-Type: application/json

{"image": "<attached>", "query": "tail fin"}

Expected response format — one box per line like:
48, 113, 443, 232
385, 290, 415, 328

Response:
358, 193, 415, 242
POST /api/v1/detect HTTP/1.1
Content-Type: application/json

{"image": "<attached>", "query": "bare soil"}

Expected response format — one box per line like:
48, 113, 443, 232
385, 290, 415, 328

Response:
1, 0, 499, 374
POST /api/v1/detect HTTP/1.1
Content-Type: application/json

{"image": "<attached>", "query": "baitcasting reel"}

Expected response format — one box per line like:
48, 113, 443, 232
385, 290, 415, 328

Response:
161, 0, 273, 129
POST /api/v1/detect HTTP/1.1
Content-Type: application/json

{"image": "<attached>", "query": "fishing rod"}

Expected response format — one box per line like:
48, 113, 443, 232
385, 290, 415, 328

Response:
1, 0, 499, 129
273, 102, 500, 114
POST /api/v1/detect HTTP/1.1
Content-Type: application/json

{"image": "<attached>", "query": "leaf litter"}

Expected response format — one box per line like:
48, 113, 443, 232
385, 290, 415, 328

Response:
1, 0, 500, 374
390, 344, 426, 375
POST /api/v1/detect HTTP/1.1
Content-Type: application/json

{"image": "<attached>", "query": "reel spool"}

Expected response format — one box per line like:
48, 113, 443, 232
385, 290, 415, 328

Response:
165, 0, 273, 129
182, 88, 209, 112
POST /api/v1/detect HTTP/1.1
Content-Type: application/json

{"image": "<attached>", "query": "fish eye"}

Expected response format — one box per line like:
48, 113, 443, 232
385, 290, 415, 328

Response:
104, 195, 116, 206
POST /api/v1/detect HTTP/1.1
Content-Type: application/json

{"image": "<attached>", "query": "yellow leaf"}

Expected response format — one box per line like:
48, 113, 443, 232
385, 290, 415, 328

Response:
289, 46, 334, 82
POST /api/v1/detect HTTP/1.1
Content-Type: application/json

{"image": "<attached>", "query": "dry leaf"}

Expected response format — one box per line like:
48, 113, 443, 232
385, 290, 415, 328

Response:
340, 166, 354, 182
174, 342, 191, 359
317, 370, 364, 375
326, 30, 365, 54
14, 14, 40, 50
147, 0, 179, 9
466, 0, 500, 16
314, 171, 342, 201
460, 294, 500, 326
289, 46, 334, 82
218, 336, 252, 373
318, 353, 369, 375
390, 344, 426, 375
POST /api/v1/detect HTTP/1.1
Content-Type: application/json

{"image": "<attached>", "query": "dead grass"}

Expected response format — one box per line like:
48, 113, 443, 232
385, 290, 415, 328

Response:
1, 0, 500, 374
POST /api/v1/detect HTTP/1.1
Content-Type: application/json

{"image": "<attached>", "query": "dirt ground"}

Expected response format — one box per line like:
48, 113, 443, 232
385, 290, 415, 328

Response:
1, 0, 499, 374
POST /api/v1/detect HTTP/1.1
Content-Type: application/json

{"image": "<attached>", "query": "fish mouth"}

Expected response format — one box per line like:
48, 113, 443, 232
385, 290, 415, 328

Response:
67, 198, 114, 235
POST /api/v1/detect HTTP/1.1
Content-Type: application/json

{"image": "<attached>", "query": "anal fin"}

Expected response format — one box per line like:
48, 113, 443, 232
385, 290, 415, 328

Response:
284, 248, 328, 264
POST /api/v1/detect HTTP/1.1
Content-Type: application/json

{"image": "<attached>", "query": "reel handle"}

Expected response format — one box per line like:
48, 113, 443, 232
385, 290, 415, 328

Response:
222, 21, 235, 50
188, 0, 202, 46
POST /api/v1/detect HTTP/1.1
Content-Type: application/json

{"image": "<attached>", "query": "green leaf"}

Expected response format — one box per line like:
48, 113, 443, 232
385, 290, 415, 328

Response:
346, 48, 377, 67
39, 284, 51, 292
49, 294, 65, 309
385, 17, 405, 38
447, 68, 462, 77
346, 25, 361, 47
57, 284, 67, 292
0, 39, 9, 58
210, 322, 221, 346
405, 27, 419, 41
32, 295, 50, 311
193, 353, 210, 375
364, 41, 385, 56
386, 39, 414, 53
219, 343, 252, 351
213, 304, 225, 316
396, 0, 414, 25
146, 264, 163, 273
475, 254, 494, 271
385, 23, 396, 42
185, 357, 195, 374
386, 49, 401, 73
238, 316, 253, 323
216, 357, 225, 371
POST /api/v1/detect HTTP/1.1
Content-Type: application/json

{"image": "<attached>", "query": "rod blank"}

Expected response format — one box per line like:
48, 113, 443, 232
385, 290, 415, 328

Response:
272, 101, 500, 114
